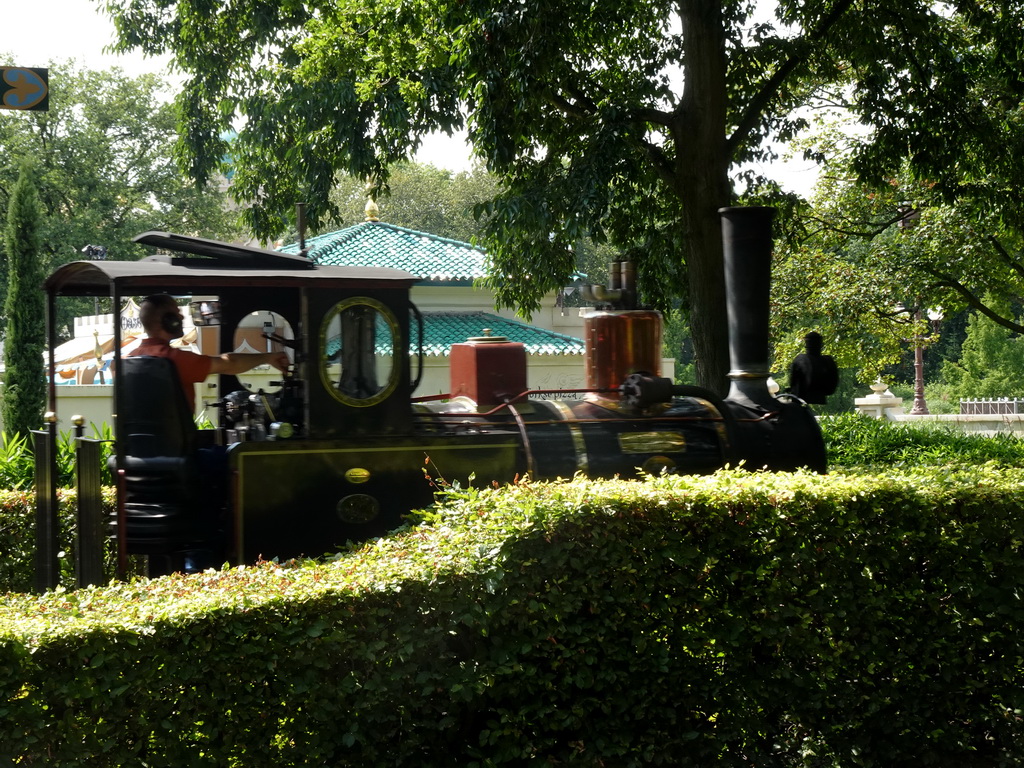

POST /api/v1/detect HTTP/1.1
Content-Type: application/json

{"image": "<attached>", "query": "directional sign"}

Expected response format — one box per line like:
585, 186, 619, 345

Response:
1, 67, 49, 112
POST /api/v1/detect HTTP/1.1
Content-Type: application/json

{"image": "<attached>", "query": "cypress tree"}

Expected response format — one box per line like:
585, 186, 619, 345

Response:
2, 165, 46, 437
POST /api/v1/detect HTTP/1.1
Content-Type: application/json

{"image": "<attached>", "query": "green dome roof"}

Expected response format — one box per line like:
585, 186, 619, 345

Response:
281, 221, 487, 284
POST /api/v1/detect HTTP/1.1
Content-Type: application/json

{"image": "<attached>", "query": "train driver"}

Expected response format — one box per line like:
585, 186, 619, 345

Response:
129, 293, 290, 413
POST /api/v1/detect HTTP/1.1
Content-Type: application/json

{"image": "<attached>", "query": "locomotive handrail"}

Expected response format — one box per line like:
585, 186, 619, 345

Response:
410, 388, 620, 407
410, 302, 425, 392
506, 400, 537, 477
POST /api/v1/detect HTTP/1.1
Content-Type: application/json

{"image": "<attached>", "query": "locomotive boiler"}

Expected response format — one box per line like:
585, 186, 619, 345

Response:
38, 206, 827, 578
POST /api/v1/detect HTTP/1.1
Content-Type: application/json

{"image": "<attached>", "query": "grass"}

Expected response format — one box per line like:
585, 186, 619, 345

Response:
820, 411, 1024, 470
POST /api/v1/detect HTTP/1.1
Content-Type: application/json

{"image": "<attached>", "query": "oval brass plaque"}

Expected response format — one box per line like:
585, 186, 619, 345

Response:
345, 467, 371, 484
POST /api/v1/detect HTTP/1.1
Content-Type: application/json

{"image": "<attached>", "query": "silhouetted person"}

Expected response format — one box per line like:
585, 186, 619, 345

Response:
788, 331, 838, 405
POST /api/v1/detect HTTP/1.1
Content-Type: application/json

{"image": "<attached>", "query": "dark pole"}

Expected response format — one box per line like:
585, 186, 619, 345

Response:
82, 245, 106, 313
296, 203, 307, 256
909, 306, 929, 415
33, 289, 61, 592
73, 413, 106, 588
32, 413, 60, 592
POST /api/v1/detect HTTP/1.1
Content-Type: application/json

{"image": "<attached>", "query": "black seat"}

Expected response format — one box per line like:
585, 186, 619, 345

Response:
112, 356, 215, 573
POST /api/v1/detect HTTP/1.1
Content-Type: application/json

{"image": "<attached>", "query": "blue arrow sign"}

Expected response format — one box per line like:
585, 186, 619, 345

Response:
1, 67, 49, 111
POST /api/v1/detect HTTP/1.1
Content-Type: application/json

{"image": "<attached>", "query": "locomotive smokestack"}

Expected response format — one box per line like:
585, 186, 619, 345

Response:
719, 206, 776, 410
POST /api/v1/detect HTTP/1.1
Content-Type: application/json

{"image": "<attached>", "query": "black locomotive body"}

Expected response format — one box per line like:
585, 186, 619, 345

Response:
40, 207, 827, 575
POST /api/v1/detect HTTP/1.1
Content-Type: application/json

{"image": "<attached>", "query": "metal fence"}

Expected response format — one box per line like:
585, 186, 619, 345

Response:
959, 398, 1024, 415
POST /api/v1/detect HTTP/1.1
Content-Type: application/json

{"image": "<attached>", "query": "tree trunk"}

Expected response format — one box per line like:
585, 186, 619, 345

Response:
682, 198, 731, 396
675, 0, 732, 396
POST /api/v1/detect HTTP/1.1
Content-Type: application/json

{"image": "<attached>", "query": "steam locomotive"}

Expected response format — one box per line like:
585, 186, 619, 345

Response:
37, 206, 827, 579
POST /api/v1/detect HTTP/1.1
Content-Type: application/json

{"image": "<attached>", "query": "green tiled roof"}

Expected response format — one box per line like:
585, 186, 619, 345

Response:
325, 311, 584, 358
280, 221, 487, 283
419, 312, 584, 357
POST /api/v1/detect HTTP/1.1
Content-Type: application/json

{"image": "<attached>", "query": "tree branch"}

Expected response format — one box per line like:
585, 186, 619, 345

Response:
545, 78, 677, 186
987, 235, 1024, 282
802, 211, 904, 239
924, 267, 1024, 334
727, 0, 858, 156
630, 134, 680, 188
545, 88, 596, 121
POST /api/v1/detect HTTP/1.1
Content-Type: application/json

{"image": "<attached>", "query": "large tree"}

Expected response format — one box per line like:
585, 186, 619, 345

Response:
103, 0, 1024, 392
773, 109, 1024, 381
0, 58, 241, 335
2, 165, 46, 437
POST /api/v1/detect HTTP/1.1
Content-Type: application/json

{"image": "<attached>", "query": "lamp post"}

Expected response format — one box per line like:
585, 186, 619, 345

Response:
909, 306, 943, 416
896, 206, 933, 416
909, 306, 929, 415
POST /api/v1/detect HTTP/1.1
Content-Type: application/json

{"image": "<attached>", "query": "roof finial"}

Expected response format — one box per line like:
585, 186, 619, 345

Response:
363, 175, 380, 222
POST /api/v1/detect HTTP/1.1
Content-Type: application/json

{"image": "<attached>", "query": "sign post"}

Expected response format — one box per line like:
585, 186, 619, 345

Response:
1, 67, 49, 112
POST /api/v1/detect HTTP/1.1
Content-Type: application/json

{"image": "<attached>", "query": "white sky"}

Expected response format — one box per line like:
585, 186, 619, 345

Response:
2, 0, 816, 194
3, 0, 164, 74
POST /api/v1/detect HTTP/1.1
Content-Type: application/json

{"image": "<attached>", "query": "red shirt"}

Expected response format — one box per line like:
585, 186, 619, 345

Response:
128, 338, 213, 413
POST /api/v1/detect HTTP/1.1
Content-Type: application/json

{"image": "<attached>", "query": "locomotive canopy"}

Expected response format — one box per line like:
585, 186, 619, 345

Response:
38, 207, 830, 580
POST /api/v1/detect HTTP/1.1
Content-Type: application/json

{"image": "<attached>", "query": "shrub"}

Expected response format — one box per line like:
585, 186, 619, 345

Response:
821, 412, 1024, 469
2, 469, 1023, 766
0, 425, 113, 490
0, 432, 35, 490
0, 487, 117, 594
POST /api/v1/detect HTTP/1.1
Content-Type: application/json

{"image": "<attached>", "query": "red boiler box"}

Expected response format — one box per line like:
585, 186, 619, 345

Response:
449, 331, 528, 405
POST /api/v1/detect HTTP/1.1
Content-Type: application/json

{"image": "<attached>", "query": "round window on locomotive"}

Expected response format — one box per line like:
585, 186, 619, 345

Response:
232, 310, 295, 394
320, 298, 400, 406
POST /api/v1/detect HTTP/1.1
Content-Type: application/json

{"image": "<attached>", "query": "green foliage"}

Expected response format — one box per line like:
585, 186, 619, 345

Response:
941, 310, 1024, 400
771, 235, 915, 383
101, 0, 1024, 392
319, 162, 619, 293
2, 165, 46, 437
821, 412, 1024, 469
0, 487, 118, 594
886, 380, 961, 415
917, 380, 962, 415
3, 469, 1024, 764
0, 58, 242, 337
662, 308, 696, 383
0, 423, 116, 593
0, 425, 113, 490
0, 432, 35, 491
777, 116, 1024, 379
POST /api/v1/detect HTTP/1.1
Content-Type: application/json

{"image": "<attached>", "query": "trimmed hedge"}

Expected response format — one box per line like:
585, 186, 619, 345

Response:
0, 416, 1017, 596
0, 489, 117, 594
2, 468, 1023, 766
